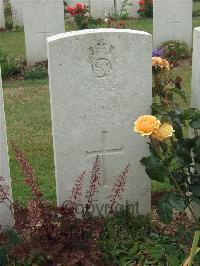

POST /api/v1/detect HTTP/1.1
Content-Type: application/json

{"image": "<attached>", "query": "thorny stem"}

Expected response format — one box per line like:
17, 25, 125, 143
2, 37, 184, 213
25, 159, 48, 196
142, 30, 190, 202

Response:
170, 173, 199, 225
161, 148, 199, 224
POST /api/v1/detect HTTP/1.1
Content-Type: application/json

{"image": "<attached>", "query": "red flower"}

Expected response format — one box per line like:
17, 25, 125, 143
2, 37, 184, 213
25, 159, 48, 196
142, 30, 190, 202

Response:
75, 3, 86, 14
76, 3, 85, 9
139, 0, 145, 6
66, 3, 87, 16
66, 6, 74, 13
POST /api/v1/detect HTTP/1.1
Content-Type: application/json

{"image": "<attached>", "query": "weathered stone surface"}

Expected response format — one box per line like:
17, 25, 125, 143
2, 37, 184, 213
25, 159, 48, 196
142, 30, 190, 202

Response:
11, 0, 23, 27
191, 27, 200, 110
115, 0, 140, 18
23, 0, 65, 64
153, 0, 192, 48
67, 0, 89, 5
188, 27, 200, 222
47, 29, 152, 216
0, 0, 5, 29
0, 68, 14, 231
90, 0, 115, 19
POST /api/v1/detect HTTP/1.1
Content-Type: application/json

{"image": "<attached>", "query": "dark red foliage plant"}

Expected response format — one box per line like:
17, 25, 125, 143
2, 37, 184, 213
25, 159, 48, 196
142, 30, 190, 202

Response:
108, 164, 130, 215
0, 142, 130, 265
85, 155, 101, 213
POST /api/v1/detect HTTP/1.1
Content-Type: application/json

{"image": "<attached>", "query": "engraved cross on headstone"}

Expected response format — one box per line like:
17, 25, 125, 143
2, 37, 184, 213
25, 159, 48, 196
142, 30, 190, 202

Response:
86, 131, 123, 186
167, 13, 181, 38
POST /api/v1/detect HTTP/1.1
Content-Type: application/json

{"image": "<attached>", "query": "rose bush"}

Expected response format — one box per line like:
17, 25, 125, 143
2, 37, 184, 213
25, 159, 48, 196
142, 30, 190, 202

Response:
65, 2, 92, 29
104, 0, 132, 29
138, 0, 153, 18
134, 56, 200, 226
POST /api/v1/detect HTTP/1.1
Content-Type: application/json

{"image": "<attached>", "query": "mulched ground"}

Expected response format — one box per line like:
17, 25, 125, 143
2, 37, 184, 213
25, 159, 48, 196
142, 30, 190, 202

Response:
152, 191, 193, 237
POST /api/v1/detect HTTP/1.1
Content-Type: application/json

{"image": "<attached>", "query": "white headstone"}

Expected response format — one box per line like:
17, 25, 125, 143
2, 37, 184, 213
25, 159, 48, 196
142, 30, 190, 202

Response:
47, 29, 152, 216
188, 27, 200, 222
0, 0, 5, 29
23, 0, 65, 64
66, 0, 89, 6
153, 0, 192, 48
11, 0, 24, 27
192, 27, 200, 110
115, 0, 140, 18
90, 0, 114, 19
0, 68, 14, 231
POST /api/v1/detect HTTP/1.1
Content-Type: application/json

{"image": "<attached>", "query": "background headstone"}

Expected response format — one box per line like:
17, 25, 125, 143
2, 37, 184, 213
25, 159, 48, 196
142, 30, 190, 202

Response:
47, 29, 152, 216
0, 67, 14, 231
66, 0, 89, 6
0, 0, 5, 29
191, 27, 200, 110
153, 0, 193, 48
11, 0, 23, 27
188, 27, 200, 221
23, 0, 65, 64
90, 0, 115, 19
115, 0, 140, 18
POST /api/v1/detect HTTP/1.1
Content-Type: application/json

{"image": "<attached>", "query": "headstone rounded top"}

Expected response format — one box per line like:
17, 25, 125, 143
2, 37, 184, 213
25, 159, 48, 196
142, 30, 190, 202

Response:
194, 27, 200, 32
47, 28, 151, 43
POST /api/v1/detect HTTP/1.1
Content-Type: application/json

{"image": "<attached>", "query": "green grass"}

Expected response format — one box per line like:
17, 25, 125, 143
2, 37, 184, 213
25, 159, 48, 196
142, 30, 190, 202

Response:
3, 80, 56, 205
0, 31, 25, 58
1, 15, 200, 59
193, 1, 200, 16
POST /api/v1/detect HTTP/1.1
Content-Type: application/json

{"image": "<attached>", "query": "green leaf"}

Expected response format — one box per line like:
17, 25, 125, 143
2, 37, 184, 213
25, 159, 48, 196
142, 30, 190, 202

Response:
149, 245, 163, 259
167, 255, 180, 266
190, 117, 200, 129
175, 148, 192, 166
175, 139, 194, 166
151, 103, 164, 115
140, 155, 168, 183
174, 106, 183, 116
170, 117, 183, 139
171, 171, 185, 183
183, 108, 199, 120
195, 136, 200, 149
168, 193, 186, 211
177, 138, 195, 151
189, 184, 200, 197
193, 136, 200, 164
171, 87, 187, 102
129, 244, 139, 255
0, 247, 8, 266
152, 86, 157, 97
157, 200, 173, 224
157, 193, 186, 224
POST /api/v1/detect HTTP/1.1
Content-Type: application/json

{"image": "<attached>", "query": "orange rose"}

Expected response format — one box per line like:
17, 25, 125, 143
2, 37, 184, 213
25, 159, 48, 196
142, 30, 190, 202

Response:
151, 123, 174, 141
134, 115, 161, 136
152, 57, 170, 70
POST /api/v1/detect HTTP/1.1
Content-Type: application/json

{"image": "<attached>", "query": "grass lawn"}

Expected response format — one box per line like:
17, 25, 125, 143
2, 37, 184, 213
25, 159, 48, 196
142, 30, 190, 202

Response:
3, 80, 56, 204
1, 14, 200, 58
0, 10, 199, 204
